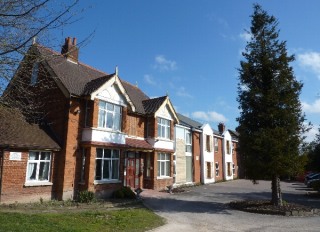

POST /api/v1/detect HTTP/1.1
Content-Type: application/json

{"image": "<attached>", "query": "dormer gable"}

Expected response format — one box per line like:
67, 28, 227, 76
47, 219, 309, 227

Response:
90, 74, 135, 111
151, 96, 179, 123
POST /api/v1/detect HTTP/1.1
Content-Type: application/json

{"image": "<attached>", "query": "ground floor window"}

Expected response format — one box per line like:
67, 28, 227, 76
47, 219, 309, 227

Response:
95, 148, 120, 181
26, 151, 51, 182
232, 163, 236, 175
227, 162, 232, 176
157, 153, 170, 177
215, 162, 219, 177
206, 162, 213, 179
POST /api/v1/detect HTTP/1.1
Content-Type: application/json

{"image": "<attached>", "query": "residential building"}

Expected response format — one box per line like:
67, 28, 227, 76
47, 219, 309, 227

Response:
3, 37, 179, 201
0, 106, 60, 202
174, 113, 201, 186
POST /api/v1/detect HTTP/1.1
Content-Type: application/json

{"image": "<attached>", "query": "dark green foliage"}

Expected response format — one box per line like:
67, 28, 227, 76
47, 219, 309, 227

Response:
113, 187, 136, 199
306, 128, 320, 172
237, 5, 305, 205
77, 190, 96, 203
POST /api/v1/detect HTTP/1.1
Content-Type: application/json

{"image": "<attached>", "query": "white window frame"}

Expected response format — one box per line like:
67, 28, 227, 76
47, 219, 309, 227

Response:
98, 100, 122, 131
95, 148, 120, 181
232, 163, 236, 175
206, 135, 213, 152
214, 137, 218, 152
185, 131, 192, 153
215, 162, 219, 177
226, 140, 231, 154
157, 117, 171, 139
157, 153, 171, 177
26, 151, 51, 183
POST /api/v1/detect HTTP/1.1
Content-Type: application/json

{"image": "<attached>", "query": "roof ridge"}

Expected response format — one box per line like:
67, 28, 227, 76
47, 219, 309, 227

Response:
35, 43, 108, 77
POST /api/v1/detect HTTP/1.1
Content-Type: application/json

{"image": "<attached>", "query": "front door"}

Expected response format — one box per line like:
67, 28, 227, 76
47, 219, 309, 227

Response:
125, 152, 141, 189
127, 158, 136, 188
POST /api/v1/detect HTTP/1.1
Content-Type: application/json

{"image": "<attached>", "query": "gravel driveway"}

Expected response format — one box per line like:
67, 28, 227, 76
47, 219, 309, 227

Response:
142, 179, 320, 232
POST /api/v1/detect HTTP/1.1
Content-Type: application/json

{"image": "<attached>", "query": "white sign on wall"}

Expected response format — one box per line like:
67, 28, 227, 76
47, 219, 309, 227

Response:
9, 152, 22, 161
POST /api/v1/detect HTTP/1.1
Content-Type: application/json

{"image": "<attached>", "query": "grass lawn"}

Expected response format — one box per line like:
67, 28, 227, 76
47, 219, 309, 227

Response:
0, 200, 165, 232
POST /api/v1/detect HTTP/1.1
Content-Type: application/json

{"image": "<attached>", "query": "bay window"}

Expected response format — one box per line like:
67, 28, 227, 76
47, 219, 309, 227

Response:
98, 101, 121, 131
95, 148, 119, 181
157, 117, 170, 139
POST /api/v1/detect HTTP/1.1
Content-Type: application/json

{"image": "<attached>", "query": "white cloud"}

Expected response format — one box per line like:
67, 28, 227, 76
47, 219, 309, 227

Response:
144, 74, 156, 86
302, 99, 320, 113
192, 111, 227, 123
303, 123, 318, 143
176, 86, 193, 98
153, 55, 177, 71
239, 31, 251, 42
297, 52, 320, 79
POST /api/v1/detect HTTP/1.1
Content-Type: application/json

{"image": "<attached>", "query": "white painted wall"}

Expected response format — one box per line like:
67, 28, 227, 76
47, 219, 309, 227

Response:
223, 130, 233, 180
200, 124, 215, 184
82, 127, 126, 144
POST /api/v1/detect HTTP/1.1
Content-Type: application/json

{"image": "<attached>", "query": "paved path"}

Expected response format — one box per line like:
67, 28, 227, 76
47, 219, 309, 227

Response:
141, 180, 320, 232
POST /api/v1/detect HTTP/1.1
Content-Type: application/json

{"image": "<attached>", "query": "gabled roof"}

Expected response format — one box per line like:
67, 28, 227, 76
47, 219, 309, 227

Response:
177, 113, 202, 130
0, 106, 60, 150
142, 96, 167, 114
36, 45, 106, 96
32, 44, 179, 118
83, 74, 114, 95
228, 129, 239, 141
120, 80, 149, 114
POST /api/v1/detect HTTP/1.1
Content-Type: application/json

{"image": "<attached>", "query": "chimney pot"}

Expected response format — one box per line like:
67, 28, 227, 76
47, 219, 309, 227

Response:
218, 122, 225, 134
61, 36, 79, 63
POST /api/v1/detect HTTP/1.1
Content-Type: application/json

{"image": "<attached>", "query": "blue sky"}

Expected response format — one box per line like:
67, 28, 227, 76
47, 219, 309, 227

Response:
52, 0, 320, 141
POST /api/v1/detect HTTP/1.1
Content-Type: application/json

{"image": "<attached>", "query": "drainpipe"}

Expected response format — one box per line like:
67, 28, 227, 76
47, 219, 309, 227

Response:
0, 149, 5, 202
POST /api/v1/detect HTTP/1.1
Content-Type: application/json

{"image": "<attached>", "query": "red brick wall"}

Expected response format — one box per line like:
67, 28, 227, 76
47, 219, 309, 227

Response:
0, 150, 56, 203
125, 113, 146, 137
151, 151, 174, 190
214, 137, 224, 182
192, 131, 201, 184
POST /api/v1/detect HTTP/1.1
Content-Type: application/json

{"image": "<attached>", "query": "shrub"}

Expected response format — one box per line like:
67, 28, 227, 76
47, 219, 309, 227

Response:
78, 190, 95, 203
113, 187, 136, 199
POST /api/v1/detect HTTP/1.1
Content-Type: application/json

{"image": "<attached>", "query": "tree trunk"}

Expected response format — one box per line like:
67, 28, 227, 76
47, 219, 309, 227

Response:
271, 175, 282, 206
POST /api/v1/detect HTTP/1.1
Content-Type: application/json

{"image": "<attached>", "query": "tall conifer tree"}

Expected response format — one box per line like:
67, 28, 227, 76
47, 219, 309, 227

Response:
237, 4, 305, 206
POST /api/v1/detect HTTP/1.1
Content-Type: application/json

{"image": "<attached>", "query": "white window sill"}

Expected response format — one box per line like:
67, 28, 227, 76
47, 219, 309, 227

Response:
156, 176, 172, 180
94, 180, 121, 185
24, 181, 53, 187
156, 137, 172, 142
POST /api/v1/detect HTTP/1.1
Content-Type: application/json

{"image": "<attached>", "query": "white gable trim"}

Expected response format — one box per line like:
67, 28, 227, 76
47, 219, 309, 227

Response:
90, 75, 135, 111
154, 97, 179, 123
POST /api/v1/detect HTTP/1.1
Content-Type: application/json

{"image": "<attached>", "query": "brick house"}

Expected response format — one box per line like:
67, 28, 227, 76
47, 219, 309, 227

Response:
3, 37, 179, 201
0, 106, 60, 203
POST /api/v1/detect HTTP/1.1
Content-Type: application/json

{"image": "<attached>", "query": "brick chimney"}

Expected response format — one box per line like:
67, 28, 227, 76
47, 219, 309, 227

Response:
61, 37, 79, 62
218, 122, 225, 134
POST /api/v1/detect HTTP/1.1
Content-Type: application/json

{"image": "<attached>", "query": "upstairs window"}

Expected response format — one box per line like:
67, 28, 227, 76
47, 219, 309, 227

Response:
157, 117, 170, 139
30, 62, 39, 85
226, 140, 231, 154
185, 131, 192, 152
214, 137, 219, 152
98, 101, 122, 131
26, 151, 51, 182
205, 135, 213, 152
